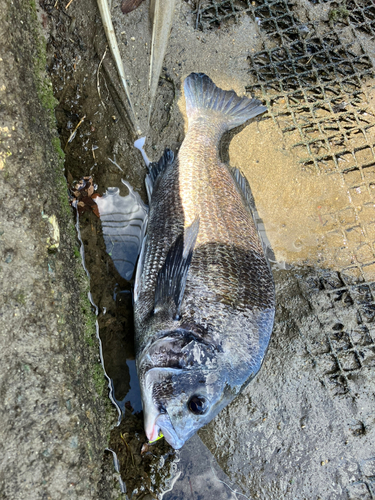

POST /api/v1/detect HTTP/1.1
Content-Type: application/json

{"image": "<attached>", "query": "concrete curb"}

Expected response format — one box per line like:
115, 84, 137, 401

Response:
0, 0, 116, 498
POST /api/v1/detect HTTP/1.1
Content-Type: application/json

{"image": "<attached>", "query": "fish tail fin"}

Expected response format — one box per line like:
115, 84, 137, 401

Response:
184, 73, 266, 130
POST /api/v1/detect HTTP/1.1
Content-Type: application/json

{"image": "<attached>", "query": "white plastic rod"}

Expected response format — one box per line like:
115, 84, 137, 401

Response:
97, 0, 142, 136
149, 0, 179, 124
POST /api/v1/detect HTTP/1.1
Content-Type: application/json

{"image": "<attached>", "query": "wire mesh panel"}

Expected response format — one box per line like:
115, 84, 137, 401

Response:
195, 0, 375, 402
297, 268, 375, 395
197, 1, 375, 172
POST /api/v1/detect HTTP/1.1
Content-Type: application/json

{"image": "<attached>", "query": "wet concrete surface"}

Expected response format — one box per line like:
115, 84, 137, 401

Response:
7, 0, 375, 498
201, 266, 375, 499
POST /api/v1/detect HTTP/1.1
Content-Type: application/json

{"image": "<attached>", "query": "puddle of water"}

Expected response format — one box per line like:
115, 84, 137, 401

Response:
82, 179, 147, 418
105, 448, 127, 494
114, 359, 143, 415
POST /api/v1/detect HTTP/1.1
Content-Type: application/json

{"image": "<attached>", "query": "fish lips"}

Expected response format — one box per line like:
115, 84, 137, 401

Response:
141, 365, 188, 449
155, 413, 186, 450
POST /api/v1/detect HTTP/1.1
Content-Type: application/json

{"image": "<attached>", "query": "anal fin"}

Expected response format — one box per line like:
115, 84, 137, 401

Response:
154, 217, 199, 319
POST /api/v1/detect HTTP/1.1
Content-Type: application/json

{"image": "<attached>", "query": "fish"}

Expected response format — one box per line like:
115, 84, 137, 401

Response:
134, 73, 275, 449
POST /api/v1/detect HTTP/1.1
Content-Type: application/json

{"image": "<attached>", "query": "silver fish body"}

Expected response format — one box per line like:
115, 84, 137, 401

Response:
134, 73, 275, 449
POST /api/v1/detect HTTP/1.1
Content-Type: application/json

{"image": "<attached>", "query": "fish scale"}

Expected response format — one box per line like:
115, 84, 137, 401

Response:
180, 147, 261, 251
134, 73, 275, 449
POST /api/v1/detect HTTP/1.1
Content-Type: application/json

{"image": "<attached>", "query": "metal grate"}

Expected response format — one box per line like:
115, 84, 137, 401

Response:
195, 0, 375, 398
297, 269, 375, 395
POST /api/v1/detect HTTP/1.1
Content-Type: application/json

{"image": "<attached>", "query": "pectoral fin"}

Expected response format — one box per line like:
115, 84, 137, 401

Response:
154, 217, 199, 319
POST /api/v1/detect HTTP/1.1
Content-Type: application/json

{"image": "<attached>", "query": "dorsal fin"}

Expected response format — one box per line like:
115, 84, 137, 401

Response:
229, 166, 256, 211
154, 217, 199, 320
145, 148, 174, 202
229, 166, 277, 264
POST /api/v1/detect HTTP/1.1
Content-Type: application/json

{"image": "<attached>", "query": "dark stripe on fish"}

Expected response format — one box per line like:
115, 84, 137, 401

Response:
185, 242, 274, 312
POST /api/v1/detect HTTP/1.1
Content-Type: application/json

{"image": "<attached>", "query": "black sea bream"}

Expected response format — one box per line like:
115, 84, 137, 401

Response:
134, 73, 275, 449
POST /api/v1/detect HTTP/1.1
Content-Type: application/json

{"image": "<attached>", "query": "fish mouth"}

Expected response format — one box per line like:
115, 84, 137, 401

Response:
141, 366, 187, 449
150, 413, 185, 450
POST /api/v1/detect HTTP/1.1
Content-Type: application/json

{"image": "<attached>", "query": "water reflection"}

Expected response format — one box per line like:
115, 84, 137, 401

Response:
113, 359, 143, 415
164, 435, 247, 500
95, 181, 148, 281
94, 181, 148, 419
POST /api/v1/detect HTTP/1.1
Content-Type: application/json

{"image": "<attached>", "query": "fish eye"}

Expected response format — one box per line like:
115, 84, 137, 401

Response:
188, 395, 207, 415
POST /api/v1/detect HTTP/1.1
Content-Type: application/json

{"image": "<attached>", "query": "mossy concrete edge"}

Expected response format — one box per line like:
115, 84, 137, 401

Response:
28, 0, 114, 430
0, 0, 118, 497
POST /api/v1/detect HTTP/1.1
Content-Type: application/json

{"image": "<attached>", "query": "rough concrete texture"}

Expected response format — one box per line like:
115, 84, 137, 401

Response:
201, 267, 375, 499
0, 0, 116, 498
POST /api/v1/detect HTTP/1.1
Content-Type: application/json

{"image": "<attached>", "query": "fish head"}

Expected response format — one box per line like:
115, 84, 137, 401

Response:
138, 332, 236, 449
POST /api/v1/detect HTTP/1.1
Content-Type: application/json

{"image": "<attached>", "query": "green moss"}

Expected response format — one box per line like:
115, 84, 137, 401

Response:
27, 0, 73, 231
27, 0, 106, 402
51, 136, 65, 162
28, 0, 58, 123
24, 0, 115, 476
56, 174, 71, 217
92, 362, 106, 397
83, 309, 96, 348
77, 285, 109, 399
72, 251, 110, 401
15, 292, 26, 306
328, 5, 349, 23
